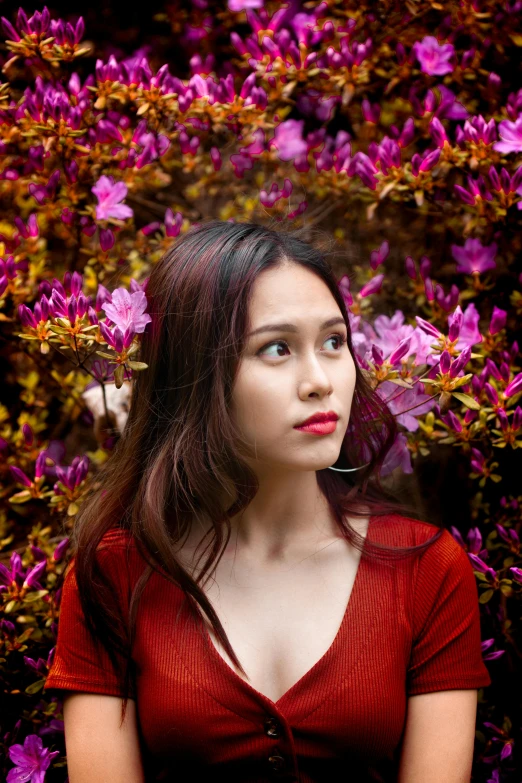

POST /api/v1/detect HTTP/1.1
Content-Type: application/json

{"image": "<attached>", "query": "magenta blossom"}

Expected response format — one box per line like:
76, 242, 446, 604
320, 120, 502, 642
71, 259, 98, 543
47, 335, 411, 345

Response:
455, 303, 482, 350
378, 380, 437, 432
380, 432, 413, 476
103, 287, 151, 334
356, 310, 439, 367
413, 36, 455, 76
8, 733, 59, 783
489, 307, 507, 335
493, 117, 522, 155
228, 0, 264, 9
92, 176, 134, 221
450, 237, 498, 275
270, 119, 308, 162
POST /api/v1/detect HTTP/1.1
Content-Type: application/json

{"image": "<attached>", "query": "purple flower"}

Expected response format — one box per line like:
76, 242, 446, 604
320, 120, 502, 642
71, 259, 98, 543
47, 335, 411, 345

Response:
7, 733, 59, 783
271, 119, 308, 162
413, 36, 455, 76
369, 241, 389, 271
450, 238, 497, 274
355, 310, 438, 368
380, 432, 413, 476
505, 373, 522, 399
359, 274, 384, 298
489, 307, 507, 335
103, 287, 151, 334
493, 117, 522, 155
456, 303, 483, 350
378, 380, 436, 432
92, 176, 133, 221
228, 0, 264, 10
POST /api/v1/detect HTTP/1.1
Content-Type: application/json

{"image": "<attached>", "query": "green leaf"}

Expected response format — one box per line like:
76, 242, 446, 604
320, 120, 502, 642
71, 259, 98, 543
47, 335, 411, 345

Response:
25, 678, 45, 695
127, 361, 148, 371
95, 351, 116, 360
452, 392, 480, 410
23, 590, 49, 603
47, 325, 71, 335
478, 589, 494, 603
114, 364, 125, 388
9, 490, 33, 504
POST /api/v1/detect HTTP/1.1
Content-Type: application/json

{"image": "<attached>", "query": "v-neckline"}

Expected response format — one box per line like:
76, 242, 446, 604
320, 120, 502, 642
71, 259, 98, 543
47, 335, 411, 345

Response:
193, 514, 375, 710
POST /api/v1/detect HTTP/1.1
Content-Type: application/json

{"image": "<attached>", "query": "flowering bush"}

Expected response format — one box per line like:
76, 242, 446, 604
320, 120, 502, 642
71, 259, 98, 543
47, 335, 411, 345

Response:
1, 1, 521, 780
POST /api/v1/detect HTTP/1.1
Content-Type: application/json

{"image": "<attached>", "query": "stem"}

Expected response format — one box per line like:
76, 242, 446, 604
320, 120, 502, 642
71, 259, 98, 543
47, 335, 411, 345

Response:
73, 336, 112, 426
394, 393, 439, 416
381, 365, 436, 406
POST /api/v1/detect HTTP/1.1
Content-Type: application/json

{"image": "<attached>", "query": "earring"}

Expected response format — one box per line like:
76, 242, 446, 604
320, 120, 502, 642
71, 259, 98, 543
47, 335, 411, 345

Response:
327, 462, 370, 472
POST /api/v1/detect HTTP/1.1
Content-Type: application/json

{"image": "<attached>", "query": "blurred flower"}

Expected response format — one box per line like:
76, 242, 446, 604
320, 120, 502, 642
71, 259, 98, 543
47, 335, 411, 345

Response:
493, 117, 522, 154
228, 0, 264, 9
413, 36, 455, 76
92, 176, 133, 221
489, 307, 507, 335
450, 238, 497, 274
380, 432, 413, 476
359, 274, 384, 298
270, 119, 308, 162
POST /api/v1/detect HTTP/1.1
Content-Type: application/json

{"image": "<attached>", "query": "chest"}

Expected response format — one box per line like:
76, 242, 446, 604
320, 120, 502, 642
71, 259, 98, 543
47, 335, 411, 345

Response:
181, 534, 365, 704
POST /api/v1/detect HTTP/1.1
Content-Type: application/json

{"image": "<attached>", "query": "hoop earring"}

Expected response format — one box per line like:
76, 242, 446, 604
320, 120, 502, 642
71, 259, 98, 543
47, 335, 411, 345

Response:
327, 462, 371, 472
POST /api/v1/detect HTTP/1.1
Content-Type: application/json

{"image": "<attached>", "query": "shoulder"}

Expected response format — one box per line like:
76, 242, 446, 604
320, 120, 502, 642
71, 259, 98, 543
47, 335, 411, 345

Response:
370, 512, 464, 565
95, 526, 136, 552
64, 527, 142, 582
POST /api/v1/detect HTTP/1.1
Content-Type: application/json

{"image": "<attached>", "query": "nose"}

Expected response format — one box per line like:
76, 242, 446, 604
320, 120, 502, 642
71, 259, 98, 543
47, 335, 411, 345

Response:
297, 350, 334, 399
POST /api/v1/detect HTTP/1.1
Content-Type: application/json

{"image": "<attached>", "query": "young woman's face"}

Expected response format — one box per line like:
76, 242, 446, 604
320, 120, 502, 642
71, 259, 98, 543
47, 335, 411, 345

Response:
230, 262, 357, 476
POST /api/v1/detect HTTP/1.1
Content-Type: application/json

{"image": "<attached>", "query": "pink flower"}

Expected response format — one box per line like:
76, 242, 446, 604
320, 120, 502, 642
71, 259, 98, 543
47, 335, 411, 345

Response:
228, 0, 264, 9
359, 274, 384, 298
489, 306, 507, 335
378, 380, 436, 432
92, 175, 133, 221
456, 303, 483, 351
380, 432, 413, 476
271, 119, 308, 162
450, 237, 497, 274
493, 117, 522, 155
505, 373, 522, 399
8, 734, 59, 783
103, 288, 151, 334
354, 310, 439, 367
413, 36, 455, 76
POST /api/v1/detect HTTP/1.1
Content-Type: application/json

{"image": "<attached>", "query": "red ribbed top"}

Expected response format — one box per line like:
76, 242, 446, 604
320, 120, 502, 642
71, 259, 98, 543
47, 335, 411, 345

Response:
44, 514, 491, 782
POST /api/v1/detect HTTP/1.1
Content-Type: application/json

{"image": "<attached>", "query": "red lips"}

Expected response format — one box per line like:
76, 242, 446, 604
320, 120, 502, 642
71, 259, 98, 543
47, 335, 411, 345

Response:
294, 410, 339, 428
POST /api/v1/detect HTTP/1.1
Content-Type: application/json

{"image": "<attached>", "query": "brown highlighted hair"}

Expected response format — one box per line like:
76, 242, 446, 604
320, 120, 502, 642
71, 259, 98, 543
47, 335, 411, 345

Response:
65, 219, 443, 724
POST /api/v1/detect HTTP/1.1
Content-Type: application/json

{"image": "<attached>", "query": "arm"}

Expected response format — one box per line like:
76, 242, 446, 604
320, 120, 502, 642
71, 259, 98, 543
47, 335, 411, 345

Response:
397, 689, 478, 783
63, 693, 145, 783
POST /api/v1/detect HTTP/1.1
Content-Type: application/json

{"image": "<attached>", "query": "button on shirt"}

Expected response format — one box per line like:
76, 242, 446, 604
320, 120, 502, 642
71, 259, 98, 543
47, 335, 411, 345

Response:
44, 514, 491, 782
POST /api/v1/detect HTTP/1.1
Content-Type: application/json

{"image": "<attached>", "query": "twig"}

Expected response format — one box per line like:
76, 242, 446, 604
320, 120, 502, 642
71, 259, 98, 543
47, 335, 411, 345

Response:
394, 393, 439, 416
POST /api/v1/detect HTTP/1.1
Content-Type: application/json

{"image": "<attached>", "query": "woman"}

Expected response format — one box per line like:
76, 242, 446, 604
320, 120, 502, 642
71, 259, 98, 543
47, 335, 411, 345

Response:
44, 220, 491, 782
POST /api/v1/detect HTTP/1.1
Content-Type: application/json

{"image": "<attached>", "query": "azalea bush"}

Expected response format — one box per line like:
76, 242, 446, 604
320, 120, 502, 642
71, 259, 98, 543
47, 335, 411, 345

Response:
1, 0, 521, 780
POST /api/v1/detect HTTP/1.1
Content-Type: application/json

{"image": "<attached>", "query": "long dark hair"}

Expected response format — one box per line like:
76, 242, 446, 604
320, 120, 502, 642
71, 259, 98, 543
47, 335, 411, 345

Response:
66, 219, 443, 724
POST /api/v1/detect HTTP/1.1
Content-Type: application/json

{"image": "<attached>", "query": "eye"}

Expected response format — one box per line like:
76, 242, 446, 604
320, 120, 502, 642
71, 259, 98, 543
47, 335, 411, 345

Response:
257, 333, 347, 358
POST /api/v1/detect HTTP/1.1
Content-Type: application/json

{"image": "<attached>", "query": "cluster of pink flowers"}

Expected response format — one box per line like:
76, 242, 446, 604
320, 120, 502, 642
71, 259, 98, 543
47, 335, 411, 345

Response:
1, 2, 522, 781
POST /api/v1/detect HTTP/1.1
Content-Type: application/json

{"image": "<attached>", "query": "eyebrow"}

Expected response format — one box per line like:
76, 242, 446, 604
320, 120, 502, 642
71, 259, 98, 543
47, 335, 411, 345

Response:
246, 316, 347, 338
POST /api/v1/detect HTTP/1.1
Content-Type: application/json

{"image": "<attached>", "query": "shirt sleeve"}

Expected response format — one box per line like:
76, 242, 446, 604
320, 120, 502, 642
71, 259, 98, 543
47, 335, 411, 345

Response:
43, 531, 136, 699
407, 529, 492, 695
